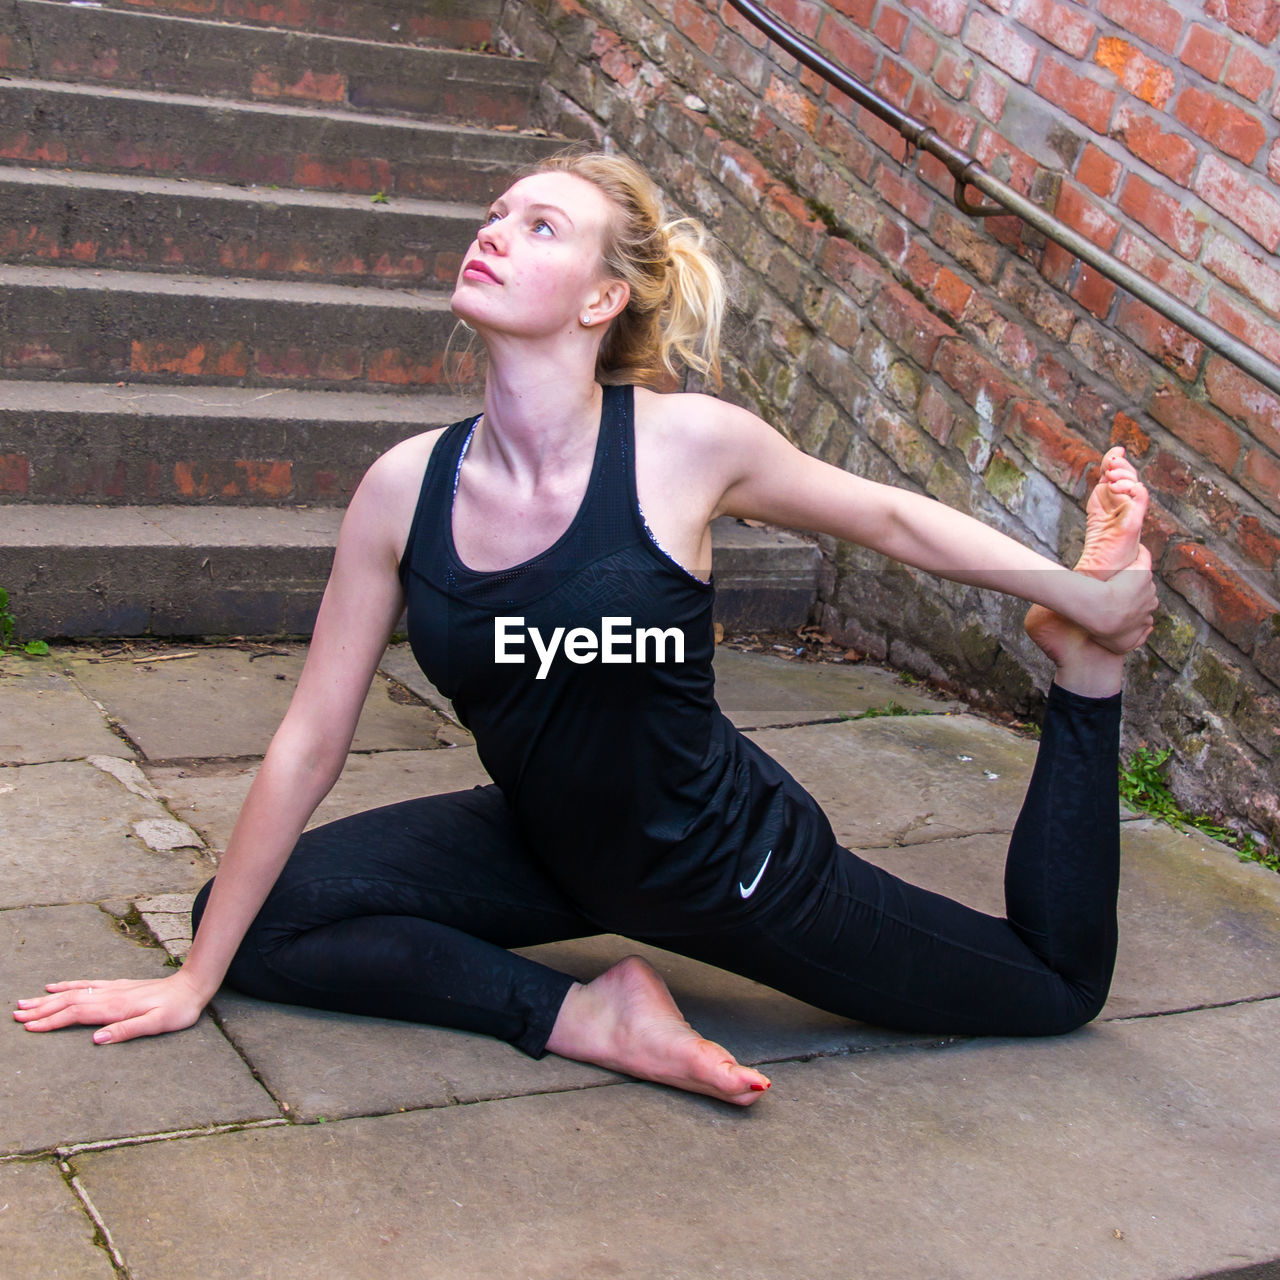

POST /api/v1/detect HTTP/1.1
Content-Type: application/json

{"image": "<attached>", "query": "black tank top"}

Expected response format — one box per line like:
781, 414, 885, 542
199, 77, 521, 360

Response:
399, 383, 828, 934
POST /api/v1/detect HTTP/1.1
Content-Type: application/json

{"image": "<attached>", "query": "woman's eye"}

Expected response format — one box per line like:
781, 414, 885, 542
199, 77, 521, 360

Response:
531, 219, 554, 236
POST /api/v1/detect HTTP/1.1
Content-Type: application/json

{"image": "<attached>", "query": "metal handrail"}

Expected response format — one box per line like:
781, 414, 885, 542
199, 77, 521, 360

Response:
724, 0, 1280, 398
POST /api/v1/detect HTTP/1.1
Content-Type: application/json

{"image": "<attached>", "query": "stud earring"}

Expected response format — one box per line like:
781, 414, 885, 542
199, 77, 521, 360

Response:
581, 315, 592, 326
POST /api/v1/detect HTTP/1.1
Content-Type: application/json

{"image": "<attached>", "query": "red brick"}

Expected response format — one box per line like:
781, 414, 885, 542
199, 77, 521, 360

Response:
762, 185, 828, 256
1094, 37, 1175, 109
918, 382, 956, 444
366, 348, 441, 386
1006, 400, 1102, 493
1206, 355, 1280, 452
933, 50, 974, 98
818, 15, 878, 83
1119, 173, 1208, 259
1054, 180, 1120, 247
1076, 143, 1121, 196
1204, 235, 1280, 319
964, 10, 1037, 81
870, 281, 956, 365
1205, 0, 1280, 45
856, 105, 909, 161
1270, 139, 1280, 187
1017, 0, 1095, 56
1179, 23, 1230, 80
768, 0, 826, 36
975, 129, 1038, 194
1145, 447, 1195, 500
908, 84, 976, 147
903, 0, 967, 36
1114, 233, 1205, 306
1238, 514, 1280, 570
875, 166, 932, 226
934, 338, 1021, 418
1224, 45, 1274, 102
1038, 56, 1115, 132
1242, 446, 1280, 514
1163, 540, 1273, 650
931, 266, 974, 319
711, 139, 771, 209
1073, 264, 1119, 318
1116, 299, 1206, 380
1108, 104, 1198, 185
1098, 0, 1184, 54
0, 454, 29, 495
1175, 86, 1266, 164
0, 33, 32, 71
674, 0, 719, 53
875, 58, 914, 108
130, 339, 248, 378
251, 66, 346, 104
815, 110, 877, 179
1111, 411, 1153, 457
971, 71, 1006, 121
819, 237, 883, 302
1193, 154, 1280, 251
1205, 292, 1280, 367
765, 76, 820, 133
903, 23, 940, 70
873, 5, 909, 47
1149, 382, 1243, 470
237, 459, 293, 498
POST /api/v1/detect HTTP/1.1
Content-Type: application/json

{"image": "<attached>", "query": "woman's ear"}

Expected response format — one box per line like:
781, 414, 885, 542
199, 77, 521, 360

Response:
583, 278, 630, 328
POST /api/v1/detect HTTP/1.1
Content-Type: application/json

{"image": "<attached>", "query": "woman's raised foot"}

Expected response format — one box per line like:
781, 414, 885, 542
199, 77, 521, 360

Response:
546, 955, 772, 1106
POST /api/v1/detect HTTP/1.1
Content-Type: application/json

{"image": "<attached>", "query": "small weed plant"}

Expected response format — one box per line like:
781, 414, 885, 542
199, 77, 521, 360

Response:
0, 587, 49, 657
1119, 746, 1276, 872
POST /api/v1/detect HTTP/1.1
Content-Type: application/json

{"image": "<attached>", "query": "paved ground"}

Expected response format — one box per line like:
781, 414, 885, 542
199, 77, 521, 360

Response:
2, 640, 1279, 1279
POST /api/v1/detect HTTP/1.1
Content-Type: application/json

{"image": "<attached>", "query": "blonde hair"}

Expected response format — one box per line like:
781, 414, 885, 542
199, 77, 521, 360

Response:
526, 148, 727, 388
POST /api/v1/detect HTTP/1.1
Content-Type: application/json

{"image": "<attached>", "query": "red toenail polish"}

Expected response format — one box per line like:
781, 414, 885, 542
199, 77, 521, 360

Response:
750, 1081, 770, 1091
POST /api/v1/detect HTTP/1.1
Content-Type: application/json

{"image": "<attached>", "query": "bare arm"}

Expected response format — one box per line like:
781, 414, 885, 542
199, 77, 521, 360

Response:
699, 399, 1152, 651
14, 437, 432, 1042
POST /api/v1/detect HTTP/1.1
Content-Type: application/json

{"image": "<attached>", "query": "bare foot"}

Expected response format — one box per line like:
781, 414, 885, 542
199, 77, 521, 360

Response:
1025, 446, 1149, 696
546, 955, 772, 1106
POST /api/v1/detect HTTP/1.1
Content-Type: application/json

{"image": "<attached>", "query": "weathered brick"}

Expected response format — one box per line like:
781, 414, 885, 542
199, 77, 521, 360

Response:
1076, 143, 1121, 196
130, 339, 249, 379
875, 58, 914, 109
908, 83, 976, 147
930, 266, 973, 320
1109, 104, 1198, 185
1119, 173, 1208, 260
970, 71, 1006, 122
830, 0, 875, 25
873, 5, 909, 48
964, 10, 1037, 82
710, 139, 771, 209
1237, 514, 1280, 573
1015, 0, 1095, 56
1149, 383, 1243, 470
918, 382, 957, 444
1114, 299, 1205, 381
1163, 540, 1273, 651
1205, 0, 1280, 45
903, 22, 940, 71
1270, 139, 1280, 187
1204, 235, 1280, 319
974, 128, 1038, 194
1111, 411, 1152, 457
0, 453, 30, 495
765, 76, 820, 133
1144, 446, 1195, 500
875, 167, 933, 226
818, 14, 878, 82
1054, 180, 1120, 247
1094, 37, 1175, 110
815, 109, 877, 178
1224, 45, 1274, 102
1243, 446, 1280, 515
1068, 317, 1153, 399
869, 281, 956, 366
1175, 86, 1266, 164
1194, 153, 1280, 252
932, 208, 1001, 282
1205, 291, 1280, 367
1005, 400, 1101, 494
1114, 234, 1204, 306
250, 66, 346, 105
1179, 23, 1231, 80
1205, 356, 1280, 452
818, 236, 883, 302
1070, 264, 1117, 318
934, 338, 1021, 420
856, 105, 910, 162
1036, 56, 1115, 131
903, 0, 967, 36
1099, 0, 1184, 54
933, 50, 975, 99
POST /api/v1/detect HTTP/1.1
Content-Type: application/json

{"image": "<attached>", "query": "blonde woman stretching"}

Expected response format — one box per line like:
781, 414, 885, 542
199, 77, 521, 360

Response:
16, 150, 1157, 1106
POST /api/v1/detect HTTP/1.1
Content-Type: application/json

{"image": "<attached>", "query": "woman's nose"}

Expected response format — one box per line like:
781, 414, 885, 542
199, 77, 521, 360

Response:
478, 218, 504, 251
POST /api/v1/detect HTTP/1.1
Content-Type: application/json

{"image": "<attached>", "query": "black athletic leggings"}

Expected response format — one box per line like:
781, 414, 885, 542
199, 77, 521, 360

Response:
192, 683, 1122, 1057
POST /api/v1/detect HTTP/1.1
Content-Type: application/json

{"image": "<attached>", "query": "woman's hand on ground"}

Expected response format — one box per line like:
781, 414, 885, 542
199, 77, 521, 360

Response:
12, 970, 209, 1044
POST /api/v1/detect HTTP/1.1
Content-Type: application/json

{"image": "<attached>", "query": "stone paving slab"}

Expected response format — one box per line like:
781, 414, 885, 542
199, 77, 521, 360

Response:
865, 820, 1280, 1019
147, 746, 491, 851
2, 905, 277, 1155
69, 649, 450, 761
0, 664, 128, 766
750, 713, 1043, 847
70, 1000, 1280, 1280
0, 760, 213, 908
208, 935, 927, 1123
0, 1159, 115, 1279
712, 647, 961, 727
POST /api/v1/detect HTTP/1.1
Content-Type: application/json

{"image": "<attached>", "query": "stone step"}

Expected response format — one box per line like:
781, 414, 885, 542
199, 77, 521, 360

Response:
6, 1, 541, 125
3, 510, 821, 638
1, 0, 500, 50
0, 169, 482, 288
0, 78, 560, 202
0, 263, 469, 390
0, 380, 479, 505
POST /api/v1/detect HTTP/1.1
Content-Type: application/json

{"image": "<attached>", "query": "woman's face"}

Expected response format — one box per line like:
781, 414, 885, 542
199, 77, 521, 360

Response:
451, 170, 623, 341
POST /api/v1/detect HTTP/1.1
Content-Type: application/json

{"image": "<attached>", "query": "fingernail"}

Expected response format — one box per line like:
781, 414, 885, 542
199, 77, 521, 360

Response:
93, 1030, 111, 1044
16, 999, 30, 1008
750, 1081, 771, 1091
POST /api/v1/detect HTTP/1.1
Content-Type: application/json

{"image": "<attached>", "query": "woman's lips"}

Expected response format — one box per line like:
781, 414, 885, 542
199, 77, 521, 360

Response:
463, 260, 500, 283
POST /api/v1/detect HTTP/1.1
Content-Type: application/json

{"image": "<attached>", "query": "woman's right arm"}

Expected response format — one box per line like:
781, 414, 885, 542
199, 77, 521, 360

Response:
13, 435, 435, 1044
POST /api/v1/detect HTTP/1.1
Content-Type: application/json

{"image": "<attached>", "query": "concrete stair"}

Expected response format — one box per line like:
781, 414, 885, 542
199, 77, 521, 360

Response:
0, 0, 821, 638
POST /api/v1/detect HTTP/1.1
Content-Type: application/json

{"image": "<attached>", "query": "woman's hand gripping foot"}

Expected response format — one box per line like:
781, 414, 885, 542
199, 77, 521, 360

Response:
1025, 446, 1156, 698
546, 955, 772, 1106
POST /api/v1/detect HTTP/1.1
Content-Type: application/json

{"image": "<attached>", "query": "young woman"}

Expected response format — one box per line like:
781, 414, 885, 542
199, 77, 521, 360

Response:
15, 150, 1157, 1106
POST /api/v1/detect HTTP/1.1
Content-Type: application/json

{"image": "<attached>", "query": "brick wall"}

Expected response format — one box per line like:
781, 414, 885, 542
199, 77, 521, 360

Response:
497, 0, 1280, 850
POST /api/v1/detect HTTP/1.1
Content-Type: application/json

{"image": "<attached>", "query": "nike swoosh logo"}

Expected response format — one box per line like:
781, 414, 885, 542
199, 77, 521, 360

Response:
738, 849, 772, 899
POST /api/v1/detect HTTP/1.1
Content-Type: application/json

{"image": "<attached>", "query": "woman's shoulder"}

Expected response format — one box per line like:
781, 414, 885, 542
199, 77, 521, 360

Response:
632, 386, 774, 460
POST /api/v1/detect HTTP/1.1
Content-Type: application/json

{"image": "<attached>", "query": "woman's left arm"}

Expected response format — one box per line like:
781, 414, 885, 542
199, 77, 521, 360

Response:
701, 399, 1153, 651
